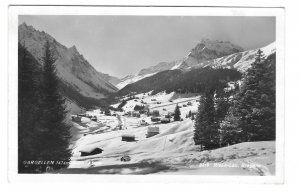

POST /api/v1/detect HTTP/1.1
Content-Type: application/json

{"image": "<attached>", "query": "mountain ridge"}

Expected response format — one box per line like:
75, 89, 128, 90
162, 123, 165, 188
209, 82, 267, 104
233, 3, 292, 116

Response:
116, 40, 275, 89
18, 22, 119, 112
19, 22, 118, 96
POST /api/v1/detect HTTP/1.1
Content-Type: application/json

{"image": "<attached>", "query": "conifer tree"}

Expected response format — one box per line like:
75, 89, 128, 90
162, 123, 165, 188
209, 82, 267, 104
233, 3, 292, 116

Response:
174, 105, 181, 121
194, 88, 220, 150
38, 41, 71, 172
18, 43, 42, 173
219, 107, 242, 146
220, 50, 276, 143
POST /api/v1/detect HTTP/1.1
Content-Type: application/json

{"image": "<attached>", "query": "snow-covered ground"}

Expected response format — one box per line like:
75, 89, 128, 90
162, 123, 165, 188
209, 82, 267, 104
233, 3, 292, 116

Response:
116, 72, 158, 89
115, 91, 199, 117
62, 92, 275, 175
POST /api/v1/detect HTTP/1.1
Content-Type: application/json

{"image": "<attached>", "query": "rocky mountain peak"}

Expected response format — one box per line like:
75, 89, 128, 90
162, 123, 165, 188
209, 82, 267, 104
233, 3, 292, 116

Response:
69, 45, 80, 55
188, 38, 244, 60
18, 23, 119, 101
180, 38, 244, 69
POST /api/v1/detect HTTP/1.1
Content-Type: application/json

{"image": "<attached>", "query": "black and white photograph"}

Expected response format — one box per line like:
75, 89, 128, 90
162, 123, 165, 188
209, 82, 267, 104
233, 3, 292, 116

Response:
7, 6, 284, 182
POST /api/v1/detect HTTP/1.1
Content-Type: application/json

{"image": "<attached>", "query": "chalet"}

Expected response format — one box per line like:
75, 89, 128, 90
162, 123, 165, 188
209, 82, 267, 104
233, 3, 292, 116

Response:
131, 111, 140, 118
139, 110, 148, 114
120, 155, 131, 162
71, 115, 82, 123
122, 134, 135, 142
140, 119, 148, 125
161, 118, 171, 124
115, 125, 122, 130
146, 126, 160, 138
79, 146, 103, 157
86, 114, 92, 118
152, 110, 160, 116
165, 114, 171, 118
191, 110, 197, 116
151, 116, 161, 122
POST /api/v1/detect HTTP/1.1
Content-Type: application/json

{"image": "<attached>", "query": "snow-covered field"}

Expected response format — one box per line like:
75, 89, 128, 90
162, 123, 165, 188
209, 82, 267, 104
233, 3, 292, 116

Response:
61, 92, 275, 175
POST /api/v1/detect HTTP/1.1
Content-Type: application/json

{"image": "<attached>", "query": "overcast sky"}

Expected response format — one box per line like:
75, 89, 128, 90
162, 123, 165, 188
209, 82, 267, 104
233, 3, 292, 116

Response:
19, 16, 275, 78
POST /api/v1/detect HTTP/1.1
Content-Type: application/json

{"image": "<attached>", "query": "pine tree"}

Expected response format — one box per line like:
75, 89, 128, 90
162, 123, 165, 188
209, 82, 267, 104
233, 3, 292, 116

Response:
118, 100, 127, 110
220, 50, 276, 143
174, 105, 181, 121
37, 41, 71, 172
194, 88, 220, 150
215, 87, 231, 126
220, 107, 242, 146
18, 43, 42, 173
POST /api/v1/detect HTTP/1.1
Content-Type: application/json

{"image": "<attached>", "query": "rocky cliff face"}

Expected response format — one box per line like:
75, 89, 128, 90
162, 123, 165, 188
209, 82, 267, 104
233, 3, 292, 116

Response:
18, 23, 118, 100
179, 38, 244, 69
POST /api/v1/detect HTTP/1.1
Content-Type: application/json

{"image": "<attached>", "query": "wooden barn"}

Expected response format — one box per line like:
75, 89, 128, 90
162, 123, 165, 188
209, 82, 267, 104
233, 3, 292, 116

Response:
131, 111, 140, 118
71, 115, 82, 123
191, 110, 197, 116
122, 134, 135, 142
151, 116, 161, 122
161, 118, 171, 124
146, 126, 159, 138
79, 146, 103, 157
91, 116, 97, 121
152, 110, 160, 116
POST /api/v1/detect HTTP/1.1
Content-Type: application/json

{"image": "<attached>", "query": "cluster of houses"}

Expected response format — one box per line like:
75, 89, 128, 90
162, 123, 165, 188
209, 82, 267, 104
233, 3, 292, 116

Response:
121, 125, 160, 142
71, 113, 98, 123
76, 98, 199, 158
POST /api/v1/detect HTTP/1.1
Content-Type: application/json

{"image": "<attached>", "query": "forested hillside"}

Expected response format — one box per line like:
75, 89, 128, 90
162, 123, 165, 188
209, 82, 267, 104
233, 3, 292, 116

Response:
117, 67, 242, 96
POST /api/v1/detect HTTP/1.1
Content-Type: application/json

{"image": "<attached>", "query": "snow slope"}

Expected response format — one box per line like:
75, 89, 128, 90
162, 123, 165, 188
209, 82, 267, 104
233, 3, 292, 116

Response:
201, 42, 276, 72
116, 72, 157, 89
60, 91, 275, 175
65, 115, 275, 175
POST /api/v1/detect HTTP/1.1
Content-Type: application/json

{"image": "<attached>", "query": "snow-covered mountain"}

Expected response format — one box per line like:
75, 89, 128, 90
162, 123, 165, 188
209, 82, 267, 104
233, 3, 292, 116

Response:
117, 39, 244, 89
18, 23, 118, 101
179, 38, 244, 70
117, 39, 275, 89
200, 41, 276, 72
97, 71, 121, 86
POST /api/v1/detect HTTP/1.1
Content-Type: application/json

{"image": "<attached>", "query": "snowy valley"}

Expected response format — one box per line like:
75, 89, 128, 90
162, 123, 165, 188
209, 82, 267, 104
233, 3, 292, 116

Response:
59, 91, 275, 175
18, 22, 276, 176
